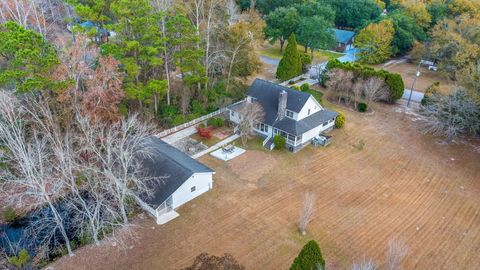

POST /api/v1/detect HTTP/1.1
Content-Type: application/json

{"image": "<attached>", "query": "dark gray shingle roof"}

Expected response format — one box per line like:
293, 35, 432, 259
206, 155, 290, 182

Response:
139, 136, 214, 208
247, 79, 311, 125
273, 110, 339, 136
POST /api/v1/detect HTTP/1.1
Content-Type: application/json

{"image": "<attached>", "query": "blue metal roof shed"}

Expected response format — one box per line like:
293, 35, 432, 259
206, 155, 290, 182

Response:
334, 29, 355, 44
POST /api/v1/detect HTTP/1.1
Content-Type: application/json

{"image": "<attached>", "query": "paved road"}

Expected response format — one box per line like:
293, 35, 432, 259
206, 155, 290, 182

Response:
259, 55, 280, 66
402, 89, 424, 103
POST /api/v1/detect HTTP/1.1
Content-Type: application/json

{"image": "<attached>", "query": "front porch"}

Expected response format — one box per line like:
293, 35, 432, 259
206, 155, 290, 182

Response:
253, 123, 305, 152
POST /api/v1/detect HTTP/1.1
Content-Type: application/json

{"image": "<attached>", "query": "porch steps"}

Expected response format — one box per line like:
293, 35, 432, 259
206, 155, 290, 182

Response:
264, 138, 275, 151
156, 210, 179, 225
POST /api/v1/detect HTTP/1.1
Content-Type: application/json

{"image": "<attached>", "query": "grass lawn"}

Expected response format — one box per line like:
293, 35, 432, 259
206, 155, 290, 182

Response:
53, 102, 480, 270
190, 133, 223, 147
304, 89, 324, 104
256, 41, 344, 62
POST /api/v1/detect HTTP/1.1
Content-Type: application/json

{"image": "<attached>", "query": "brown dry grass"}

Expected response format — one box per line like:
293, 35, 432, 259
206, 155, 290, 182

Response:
51, 103, 480, 270
373, 61, 455, 94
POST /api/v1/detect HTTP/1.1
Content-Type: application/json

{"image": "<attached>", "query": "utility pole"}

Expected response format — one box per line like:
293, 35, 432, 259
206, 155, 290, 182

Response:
407, 59, 422, 107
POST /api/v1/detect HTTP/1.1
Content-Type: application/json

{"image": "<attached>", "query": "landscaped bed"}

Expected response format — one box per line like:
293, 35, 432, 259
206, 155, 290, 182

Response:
190, 126, 233, 147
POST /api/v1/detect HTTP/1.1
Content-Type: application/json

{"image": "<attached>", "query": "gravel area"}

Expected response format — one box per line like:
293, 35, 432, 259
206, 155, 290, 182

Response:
171, 137, 208, 156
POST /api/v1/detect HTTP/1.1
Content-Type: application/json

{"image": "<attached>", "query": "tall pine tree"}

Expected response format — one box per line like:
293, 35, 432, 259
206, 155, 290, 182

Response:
276, 33, 302, 81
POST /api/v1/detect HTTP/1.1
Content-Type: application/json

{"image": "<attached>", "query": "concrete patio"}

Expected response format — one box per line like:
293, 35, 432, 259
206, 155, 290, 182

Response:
210, 146, 246, 161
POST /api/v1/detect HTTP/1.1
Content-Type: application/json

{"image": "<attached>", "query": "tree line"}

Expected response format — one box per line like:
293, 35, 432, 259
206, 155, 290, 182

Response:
0, 0, 265, 127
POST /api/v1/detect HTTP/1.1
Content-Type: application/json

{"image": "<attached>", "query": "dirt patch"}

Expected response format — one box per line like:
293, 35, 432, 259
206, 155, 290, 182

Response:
228, 150, 277, 183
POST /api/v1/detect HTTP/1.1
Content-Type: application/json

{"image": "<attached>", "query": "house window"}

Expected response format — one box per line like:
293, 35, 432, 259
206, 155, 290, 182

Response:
254, 121, 268, 132
308, 109, 311, 115
250, 97, 257, 102
191, 186, 196, 192
322, 122, 328, 127
285, 110, 294, 118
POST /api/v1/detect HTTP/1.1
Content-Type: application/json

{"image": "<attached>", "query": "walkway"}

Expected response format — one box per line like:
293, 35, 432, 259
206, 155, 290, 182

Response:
162, 125, 198, 145
192, 134, 240, 159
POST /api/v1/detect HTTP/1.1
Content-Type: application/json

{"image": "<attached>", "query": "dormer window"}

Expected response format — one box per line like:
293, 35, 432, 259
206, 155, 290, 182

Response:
285, 110, 294, 118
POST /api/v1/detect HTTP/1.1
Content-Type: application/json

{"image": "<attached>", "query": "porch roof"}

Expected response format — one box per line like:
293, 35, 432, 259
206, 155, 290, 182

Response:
273, 109, 338, 136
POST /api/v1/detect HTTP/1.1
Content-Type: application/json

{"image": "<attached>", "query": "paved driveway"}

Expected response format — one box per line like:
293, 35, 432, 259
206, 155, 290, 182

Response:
259, 55, 280, 66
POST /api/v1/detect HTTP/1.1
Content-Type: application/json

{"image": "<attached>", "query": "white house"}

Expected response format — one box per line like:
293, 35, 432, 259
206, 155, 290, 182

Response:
135, 137, 214, 224
228, 79, 338, 152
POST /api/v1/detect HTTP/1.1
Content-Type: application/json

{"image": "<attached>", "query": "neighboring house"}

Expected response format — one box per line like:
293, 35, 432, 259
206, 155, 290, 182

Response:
67, 21, 117, 43
228, 79, 338, 152
135, 137, 214, 225
333, 29, 355, 53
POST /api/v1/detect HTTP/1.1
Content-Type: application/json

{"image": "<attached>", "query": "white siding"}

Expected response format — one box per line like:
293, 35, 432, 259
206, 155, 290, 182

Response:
297, 97, 323, 120
171, 172, 213, 209
300, 119, 336, 144
301, 126, 322, 144
229, 110, 241, 124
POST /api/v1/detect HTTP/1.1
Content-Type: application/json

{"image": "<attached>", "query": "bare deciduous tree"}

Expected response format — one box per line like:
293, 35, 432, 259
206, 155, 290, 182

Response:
363, 77, 387, 106
237, 101, 264, 146
352, 79, 365, 108
53, 34, 98, 94
0, 91, 74, 256
0, 91, 160, 256
0, 0, 70, 38
326, 69, 354, 104
351, 257, 378, 270
226, 0, 238, 25
386, 238, 409, 270
420, 89, 480, 143
76, 113, 157, 224
298, 192, 315, 235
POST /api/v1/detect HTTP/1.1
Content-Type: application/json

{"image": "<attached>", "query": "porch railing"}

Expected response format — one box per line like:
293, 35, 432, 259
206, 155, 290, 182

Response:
262, 134, 272, 147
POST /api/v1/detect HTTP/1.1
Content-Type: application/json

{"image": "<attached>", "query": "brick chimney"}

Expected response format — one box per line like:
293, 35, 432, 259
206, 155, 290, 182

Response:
277, 90, 288, 120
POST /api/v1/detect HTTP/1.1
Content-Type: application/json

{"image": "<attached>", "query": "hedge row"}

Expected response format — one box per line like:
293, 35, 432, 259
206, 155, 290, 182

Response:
326, 59, 405, 103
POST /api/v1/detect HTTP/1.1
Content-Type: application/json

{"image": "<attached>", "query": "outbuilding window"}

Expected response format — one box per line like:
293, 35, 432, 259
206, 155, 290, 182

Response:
191, 186, 196, 192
